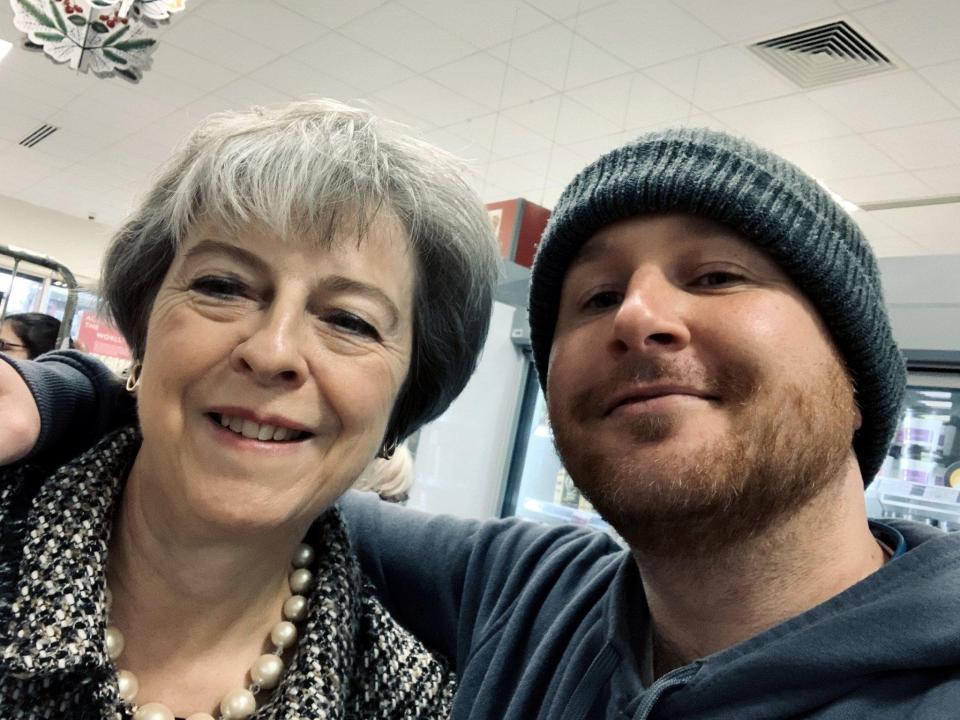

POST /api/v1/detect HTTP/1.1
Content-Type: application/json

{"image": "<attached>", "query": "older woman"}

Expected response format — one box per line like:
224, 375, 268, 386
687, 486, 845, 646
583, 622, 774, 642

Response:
0, 312, 61, 359
0, 100, 498, 719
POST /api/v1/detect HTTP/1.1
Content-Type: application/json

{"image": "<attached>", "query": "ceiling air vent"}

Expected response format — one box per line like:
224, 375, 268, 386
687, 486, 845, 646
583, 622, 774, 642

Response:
749, 20, 894, 88
19, 124, 58, 148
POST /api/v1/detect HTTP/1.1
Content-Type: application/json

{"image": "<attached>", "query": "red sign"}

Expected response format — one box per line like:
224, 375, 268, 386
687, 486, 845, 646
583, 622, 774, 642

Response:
76, 311, 131, 361
486, 198, 551, 269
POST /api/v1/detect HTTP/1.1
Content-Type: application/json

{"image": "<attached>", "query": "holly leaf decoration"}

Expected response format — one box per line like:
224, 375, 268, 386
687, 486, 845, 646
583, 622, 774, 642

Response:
10, 0, 160, 81
120, 0, 186, 23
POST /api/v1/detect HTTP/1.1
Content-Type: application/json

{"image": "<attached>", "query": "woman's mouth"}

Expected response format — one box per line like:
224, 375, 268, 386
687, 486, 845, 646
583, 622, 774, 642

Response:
208, 413, 311, 442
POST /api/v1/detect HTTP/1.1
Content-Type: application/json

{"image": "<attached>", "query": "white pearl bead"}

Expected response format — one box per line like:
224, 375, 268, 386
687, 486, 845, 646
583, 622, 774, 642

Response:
291, 543, 315, 568
133, 702, 175, 720
270, 620, 298, 650
283, 595, 308, 622
220, 688, 257, 719
185, 714, 216, 720
117, 669, 139, 701
105, 626, 125, 660
250, 653, 285, 689
289, 568, 314, 594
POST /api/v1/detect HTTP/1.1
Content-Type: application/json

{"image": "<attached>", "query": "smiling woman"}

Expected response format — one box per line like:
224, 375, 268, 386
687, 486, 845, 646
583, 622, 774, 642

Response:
0, 100, 499, 720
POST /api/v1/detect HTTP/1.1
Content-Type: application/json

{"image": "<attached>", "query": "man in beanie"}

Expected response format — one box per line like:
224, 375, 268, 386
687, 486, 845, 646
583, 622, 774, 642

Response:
5, 129, 960, 719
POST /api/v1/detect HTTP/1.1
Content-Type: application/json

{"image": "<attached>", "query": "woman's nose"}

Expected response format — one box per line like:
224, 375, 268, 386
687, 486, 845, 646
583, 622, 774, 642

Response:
611, 272, 691, 356
230, 305, 309, 386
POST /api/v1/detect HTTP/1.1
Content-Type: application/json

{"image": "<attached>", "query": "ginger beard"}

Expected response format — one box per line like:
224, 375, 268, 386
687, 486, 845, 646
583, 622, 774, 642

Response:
548, 352, 858, 558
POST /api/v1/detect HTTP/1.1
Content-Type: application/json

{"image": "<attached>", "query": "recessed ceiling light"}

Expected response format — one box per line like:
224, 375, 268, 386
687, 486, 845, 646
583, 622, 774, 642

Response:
0, 39, 12, 64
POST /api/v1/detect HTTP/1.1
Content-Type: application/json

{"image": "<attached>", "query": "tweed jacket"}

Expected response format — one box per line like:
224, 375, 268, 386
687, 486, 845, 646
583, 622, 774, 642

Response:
0, 426, 455, 719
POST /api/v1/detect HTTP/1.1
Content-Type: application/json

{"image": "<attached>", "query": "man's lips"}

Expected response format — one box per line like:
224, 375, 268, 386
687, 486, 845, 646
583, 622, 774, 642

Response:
604, 385, 717, 416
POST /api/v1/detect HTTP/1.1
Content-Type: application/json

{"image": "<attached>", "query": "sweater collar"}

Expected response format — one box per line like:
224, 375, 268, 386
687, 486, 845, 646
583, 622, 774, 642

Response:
1, 426, 137, 677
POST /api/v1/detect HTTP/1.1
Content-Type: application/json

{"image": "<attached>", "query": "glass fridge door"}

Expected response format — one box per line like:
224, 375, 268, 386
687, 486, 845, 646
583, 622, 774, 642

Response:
500, 364, 615, 536
866, 371, 960, 529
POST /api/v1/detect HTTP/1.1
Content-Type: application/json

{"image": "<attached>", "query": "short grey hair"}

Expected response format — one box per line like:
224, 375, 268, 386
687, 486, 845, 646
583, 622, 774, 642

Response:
101, 99, 499, 447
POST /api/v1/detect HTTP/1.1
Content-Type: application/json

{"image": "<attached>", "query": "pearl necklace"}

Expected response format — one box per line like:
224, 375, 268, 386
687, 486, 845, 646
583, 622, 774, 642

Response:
105, 542, 316, 720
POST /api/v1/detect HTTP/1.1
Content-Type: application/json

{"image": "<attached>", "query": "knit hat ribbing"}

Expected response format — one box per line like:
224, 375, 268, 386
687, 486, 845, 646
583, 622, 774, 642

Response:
529, 127, 905, 484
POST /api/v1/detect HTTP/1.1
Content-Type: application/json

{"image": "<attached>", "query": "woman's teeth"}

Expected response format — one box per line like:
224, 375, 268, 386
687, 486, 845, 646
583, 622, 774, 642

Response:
218, 414, 303, 441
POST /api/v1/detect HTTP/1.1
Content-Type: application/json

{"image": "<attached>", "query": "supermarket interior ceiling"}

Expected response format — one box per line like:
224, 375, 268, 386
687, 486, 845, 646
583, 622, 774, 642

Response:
2, 0, 960, 258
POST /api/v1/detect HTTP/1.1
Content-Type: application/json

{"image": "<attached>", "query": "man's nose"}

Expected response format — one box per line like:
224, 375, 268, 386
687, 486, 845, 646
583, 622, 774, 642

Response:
611, 270, 691, 356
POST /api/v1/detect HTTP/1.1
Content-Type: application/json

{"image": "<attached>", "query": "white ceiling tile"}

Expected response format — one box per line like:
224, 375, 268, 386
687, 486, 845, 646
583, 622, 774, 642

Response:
420, 125, 487, 161
853, 0, 960, 67
484, 156, 548, 191
645, 46, 795, 112
444, 114, 499, 153
480, 180, 514, 204
151, 44, 239, 93
574, 0, 724, 69
524, 0, 614, 20
623, 74, 697, 130
502, 23, 574, 90
362, 97, 434, 132
674, 0, 843, 43
249, 57, 361, 101
553, 97, 622, 145
0, 146, 65, 189
489, 116, 554, 157
563, 36, 631, 90
502, 95, 562, 137
919, 60, 960, 112
535, 184, 566, 209
373, 76, 489, 127
913, 166, 960, 195
807, 71, 959, 134
213, 77, 294, 109
866, 119, 960, 170
133, 71, 210, 109
291, 33, 415, 94
622, 112, 730, 138
563, 132, 628, 163
837, 0, 889, 9
825, 172, 934, 204
428, 52, 511, 110
775, 134, 901, 180
499, 67, 556, 108
713, 95, 852, 147
399, 0, 552, 49
868, 204, 960, 239
339, 3, 476, 72
867, 233, 928, 258
274, 0, 388, 28
160, 14, 281, 75
543, 146, 591, 185
193, 0, 328, 52
566, 75, 632, 125
27, 128, 102, 167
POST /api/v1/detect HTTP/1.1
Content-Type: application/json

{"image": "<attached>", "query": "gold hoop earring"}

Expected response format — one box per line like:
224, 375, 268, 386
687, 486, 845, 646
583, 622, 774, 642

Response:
377, 437, 398, 460
125, 362, 142, 393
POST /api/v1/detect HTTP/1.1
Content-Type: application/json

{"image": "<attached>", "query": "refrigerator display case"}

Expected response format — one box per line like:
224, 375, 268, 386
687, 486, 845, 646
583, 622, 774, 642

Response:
503, 352, 960, 535
865, 351, 960, 529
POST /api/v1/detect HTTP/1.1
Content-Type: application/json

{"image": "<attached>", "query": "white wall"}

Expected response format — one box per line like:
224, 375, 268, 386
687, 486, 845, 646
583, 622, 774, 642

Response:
0, 195, 114, 282
409, 301, 528, 520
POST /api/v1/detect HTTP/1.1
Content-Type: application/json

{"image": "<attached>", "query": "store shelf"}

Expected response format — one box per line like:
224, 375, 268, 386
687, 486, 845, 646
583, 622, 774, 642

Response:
870, 476, 960, 528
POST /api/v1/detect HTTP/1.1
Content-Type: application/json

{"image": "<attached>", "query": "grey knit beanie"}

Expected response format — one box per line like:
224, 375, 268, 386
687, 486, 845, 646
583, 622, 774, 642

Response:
529, 126, 905, 484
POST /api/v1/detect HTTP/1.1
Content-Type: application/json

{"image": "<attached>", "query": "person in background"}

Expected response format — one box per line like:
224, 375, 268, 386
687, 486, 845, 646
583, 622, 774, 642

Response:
6, 128, 960, 719
0, 312, 60, 359
0, 99, 498, 720
353, 444, 415, 504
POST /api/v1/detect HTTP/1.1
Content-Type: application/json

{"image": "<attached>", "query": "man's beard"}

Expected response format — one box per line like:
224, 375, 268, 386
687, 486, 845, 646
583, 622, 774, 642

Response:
548, 354, 857, 558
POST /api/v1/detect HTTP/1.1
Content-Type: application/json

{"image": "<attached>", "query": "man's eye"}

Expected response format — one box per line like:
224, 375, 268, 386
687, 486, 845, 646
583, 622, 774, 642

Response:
583, 290, 623, 310
190, 276, 250, 299
327, 311, 381, 341
692, 271, 744, 287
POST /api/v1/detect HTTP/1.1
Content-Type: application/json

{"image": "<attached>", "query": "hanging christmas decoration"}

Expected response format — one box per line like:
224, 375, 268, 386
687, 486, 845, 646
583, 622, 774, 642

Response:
9, 0, 187, 82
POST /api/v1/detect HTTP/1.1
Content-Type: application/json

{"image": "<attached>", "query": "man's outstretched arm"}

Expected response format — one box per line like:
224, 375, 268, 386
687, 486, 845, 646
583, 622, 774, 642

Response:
0, 351, 135, 467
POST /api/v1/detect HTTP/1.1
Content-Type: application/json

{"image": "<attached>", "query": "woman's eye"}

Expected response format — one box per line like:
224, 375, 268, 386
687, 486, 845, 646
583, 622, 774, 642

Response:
190, 275, 250, 299
692, 271, 744, 288
583, 290, 623, 310
327, 311, 381, 341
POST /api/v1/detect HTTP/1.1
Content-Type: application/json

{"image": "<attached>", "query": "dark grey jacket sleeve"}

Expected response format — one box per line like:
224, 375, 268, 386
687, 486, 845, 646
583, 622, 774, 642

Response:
338, 489, 611, 670
2, 350, 134, 467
